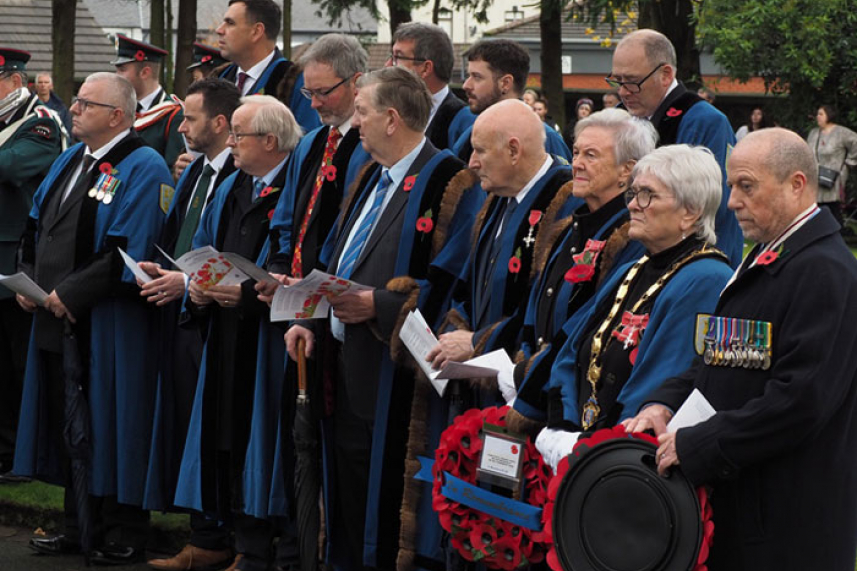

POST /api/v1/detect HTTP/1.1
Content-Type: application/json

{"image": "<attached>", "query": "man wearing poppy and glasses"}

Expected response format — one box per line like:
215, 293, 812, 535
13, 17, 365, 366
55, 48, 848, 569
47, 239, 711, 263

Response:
0, 47, 64, 484
608, 29, 741, 267
14, 72, 173, 565
113, 34, 185, 173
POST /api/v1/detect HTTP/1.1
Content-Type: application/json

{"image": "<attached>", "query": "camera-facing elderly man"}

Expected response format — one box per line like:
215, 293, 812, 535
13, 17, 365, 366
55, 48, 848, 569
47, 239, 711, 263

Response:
285, 66, 482, 570
174, 95, 301, 571
609, 29, 742, 267
16, 72, 173, 565
624, 128, 857, 571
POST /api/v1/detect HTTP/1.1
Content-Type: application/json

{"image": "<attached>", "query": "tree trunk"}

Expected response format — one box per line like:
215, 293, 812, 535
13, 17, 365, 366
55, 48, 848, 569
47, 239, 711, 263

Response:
150, 0, 165, 83
282, 0, 291, 58
639, 0, 700, 82
388, 0, 411, 40
174, 0, 196, 96
165, 0, 174, 92
432, 0, 441, 25
52, 0, 77, 103
540, 0, 565, 130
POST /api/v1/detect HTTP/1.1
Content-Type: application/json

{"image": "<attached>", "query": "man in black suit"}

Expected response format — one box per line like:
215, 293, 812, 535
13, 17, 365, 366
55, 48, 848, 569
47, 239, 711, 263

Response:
285, 67, 480, 570
16, 72, 173, 565
141, 77, 240, 571
387, 22, 474, 151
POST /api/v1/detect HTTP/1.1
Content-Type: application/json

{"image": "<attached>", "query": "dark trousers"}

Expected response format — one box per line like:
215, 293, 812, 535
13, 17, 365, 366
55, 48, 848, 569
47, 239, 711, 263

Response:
41, 350, 150, 549
0, 298, 32, 466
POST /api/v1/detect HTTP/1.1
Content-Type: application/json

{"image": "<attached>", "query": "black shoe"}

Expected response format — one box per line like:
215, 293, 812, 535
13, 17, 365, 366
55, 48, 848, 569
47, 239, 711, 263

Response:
29, 534, 82, 555
90, 543, 146, 566
0, 470, 32, 483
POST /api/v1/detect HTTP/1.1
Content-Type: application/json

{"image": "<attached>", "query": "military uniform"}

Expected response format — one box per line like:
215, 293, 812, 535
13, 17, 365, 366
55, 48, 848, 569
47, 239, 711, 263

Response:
113, 34, 185, 171
186, 42, 228, 79
0, 47, 63, 474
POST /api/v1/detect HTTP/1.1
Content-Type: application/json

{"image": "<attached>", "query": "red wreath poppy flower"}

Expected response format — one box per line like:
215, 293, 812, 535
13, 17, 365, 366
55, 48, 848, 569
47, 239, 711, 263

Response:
508, 256, 522, 274
565, 263, 595, 283
451, 535, 478, 562
201, 55, 212, 63
483, 406, 507, 426
324, 165, 337, 181
470, 522, 499, 554
267, 209, 275, 220
666, 107, 683, 117
493, 535, 524, 571
99, 162, 113, 175
135, 50, 146, 62
0, 56, 5, 66
756, 250, 779, 265
416, 217, 434, 233
403, 175, 417, 191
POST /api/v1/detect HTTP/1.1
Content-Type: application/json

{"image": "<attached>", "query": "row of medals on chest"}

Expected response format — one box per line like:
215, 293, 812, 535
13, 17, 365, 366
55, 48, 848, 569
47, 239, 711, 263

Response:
703, 318, 771, 370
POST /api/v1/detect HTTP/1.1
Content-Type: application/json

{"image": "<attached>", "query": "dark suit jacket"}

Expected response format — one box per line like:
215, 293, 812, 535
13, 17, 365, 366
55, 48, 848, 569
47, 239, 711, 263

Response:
425, 90, 467, 151
326, 142, 438, 421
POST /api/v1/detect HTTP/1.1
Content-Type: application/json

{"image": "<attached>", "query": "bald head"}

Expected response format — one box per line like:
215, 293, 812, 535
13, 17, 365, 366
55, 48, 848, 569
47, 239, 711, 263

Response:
470, 100, 548, 197
616, 29, 677, 68
744, 128, 818, 192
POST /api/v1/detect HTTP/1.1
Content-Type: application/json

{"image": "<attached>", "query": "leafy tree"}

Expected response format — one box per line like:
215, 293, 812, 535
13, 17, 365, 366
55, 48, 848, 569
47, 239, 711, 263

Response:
697, 0, 857, 130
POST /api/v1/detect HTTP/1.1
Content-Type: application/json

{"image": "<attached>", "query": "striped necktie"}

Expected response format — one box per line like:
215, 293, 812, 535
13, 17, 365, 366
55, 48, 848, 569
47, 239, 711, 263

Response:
337, 170, 393, 280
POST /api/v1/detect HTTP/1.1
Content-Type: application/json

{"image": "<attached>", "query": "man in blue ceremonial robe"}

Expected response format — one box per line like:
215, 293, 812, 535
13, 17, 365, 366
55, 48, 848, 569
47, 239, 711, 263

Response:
285, 67, 482, 571
14, 72, 173, 565
452, 40, 571, 163
608, 29, 742, 266
141, 77, 241, 571
175, 95, 301, 571
387, 22, 475, 151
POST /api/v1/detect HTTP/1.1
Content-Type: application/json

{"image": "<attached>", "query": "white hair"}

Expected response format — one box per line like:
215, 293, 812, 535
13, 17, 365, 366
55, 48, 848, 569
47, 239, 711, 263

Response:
241, 94, 302, 153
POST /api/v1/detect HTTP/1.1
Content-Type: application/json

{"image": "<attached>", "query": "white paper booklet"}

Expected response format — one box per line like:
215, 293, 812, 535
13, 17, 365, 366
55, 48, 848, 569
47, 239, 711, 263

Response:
118, 248, 154, 284
270, 269, 373, 321
667, 388, 716, 432
398, 309, 504, 396
0, 273, 49, 306
155, 244, 271, 290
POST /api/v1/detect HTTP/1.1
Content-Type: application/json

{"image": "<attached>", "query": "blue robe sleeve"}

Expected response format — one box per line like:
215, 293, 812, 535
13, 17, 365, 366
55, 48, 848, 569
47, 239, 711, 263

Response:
545, 125, 572, 163
289, 74, 321, 134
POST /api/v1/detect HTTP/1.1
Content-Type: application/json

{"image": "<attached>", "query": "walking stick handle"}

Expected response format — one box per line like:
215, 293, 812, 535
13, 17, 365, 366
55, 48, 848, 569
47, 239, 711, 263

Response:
297, 337, 308, 405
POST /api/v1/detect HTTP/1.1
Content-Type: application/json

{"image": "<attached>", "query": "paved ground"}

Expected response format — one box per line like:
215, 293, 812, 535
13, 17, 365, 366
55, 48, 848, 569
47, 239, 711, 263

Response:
0, 525, 168, 571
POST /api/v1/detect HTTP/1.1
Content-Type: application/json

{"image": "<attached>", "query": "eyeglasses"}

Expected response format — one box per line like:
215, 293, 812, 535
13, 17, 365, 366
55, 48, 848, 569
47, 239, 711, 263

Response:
605, 63, 665, 94
228, 130, 266, 142
624, 186, 661, 209
71, 97, 118, 112
388, 53, 426, 66
300, 75, 352, 100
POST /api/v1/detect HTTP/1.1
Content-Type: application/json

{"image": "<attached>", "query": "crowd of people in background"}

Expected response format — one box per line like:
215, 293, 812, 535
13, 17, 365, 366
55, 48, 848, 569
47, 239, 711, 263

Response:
1, 2, 857, 571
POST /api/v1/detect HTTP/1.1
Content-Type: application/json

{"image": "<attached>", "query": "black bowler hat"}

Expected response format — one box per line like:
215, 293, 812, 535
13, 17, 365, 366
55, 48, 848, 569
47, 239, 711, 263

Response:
187, 42, 227, 71
0, 47, 31, 73
112, 33, 169, 66
551, 437, 704, 571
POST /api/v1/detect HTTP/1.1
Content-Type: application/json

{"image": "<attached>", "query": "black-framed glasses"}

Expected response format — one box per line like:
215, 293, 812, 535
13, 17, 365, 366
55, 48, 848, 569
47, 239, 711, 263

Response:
388, 53, 426, 66
300, 75, 352, 100
624, 186, 661, 209
605, 63, 665, 94
71, 97, 118, 112
228, 130, 266, 142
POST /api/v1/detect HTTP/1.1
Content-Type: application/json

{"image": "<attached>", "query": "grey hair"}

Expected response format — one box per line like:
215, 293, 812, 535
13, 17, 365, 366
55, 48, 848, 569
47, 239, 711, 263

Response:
620, 30, 677, 68
298, 33, 368, 80
575, 108, 658, 165
86, 72, 136, 123
632, 144, 721, 244
356, 67, 431, 132
392, 22, 455, 83
241, 94, 302, 153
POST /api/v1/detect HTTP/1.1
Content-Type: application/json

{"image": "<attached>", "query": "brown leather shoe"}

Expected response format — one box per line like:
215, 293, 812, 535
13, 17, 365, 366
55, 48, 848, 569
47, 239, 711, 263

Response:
147, 544, 232, 571
224, 554, 243, 571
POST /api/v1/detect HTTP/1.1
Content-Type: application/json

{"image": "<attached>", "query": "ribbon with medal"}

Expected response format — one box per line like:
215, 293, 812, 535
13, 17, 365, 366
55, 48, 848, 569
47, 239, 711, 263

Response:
88, 163, 121, 205
697, 314, 772, 370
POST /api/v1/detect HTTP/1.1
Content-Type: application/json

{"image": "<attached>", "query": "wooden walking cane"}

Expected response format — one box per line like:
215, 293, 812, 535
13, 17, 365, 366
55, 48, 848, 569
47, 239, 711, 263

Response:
297, 337, 308, 405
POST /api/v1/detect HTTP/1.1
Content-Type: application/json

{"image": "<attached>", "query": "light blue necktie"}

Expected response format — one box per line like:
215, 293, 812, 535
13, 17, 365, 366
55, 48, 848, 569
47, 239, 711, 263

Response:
253, 178, 267, 201
337, 170, 393, 279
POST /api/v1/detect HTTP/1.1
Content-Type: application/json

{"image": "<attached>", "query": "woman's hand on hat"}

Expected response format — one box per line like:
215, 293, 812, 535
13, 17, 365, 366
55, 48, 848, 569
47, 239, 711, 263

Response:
622, 404, 673, 435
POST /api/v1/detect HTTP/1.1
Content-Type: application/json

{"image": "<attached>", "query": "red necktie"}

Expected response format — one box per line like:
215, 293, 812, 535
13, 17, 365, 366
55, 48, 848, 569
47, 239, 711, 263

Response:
236, 71, 249, 93
291, 127, 342, 278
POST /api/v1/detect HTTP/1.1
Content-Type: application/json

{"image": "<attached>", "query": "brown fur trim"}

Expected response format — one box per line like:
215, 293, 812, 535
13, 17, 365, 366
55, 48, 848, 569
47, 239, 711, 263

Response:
468, 321, 501, 390
543, 180, 576, 228
505, 407, 546, 437
438, 307, 471, 334
433, 168, 479, 258
337, 159, 376, 236
398, 368, 433, 571
387, 276, 421, 364
531, 216, 574, 281
596, 221, 632, 288
275, 60, 302, 105
470, 194, 500, 251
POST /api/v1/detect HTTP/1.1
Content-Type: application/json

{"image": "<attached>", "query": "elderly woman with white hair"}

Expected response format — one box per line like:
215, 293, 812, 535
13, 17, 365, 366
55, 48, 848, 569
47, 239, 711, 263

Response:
533, 145, 734, 468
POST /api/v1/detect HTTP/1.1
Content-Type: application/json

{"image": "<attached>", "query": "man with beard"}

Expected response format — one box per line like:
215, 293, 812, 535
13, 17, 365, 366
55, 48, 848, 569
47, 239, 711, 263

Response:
452, 40, 571, 162
141, 77, 240, 571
